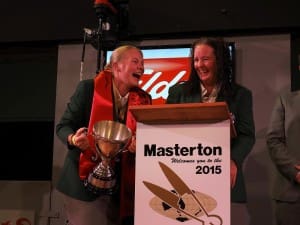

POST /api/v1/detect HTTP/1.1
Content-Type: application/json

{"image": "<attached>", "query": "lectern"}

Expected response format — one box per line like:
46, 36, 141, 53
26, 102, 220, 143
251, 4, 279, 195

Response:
130, 102, 235, 225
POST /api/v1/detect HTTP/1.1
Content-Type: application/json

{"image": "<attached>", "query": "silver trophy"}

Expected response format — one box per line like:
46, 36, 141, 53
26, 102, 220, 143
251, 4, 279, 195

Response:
84, 120, 132, 195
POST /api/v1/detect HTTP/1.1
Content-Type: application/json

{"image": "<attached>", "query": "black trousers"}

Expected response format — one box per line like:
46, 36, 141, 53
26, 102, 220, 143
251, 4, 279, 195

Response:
122, 216, 133, 225
275, 200, 300, 225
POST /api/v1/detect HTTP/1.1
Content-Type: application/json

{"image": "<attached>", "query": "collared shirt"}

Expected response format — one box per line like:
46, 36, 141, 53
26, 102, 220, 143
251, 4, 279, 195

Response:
201, 83, 219, 103
112, 81, 129, 122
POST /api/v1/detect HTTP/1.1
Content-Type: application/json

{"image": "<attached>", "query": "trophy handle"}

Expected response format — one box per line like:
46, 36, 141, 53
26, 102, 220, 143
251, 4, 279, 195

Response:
91, 152, 99, 162
83, 130, 99, 162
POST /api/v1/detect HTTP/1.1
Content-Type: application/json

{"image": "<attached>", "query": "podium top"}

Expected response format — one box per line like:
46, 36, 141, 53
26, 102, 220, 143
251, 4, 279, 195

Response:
129, 102, 237, 137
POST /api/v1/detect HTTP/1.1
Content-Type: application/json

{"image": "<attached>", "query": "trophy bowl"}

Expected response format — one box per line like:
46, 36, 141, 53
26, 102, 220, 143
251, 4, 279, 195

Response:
84, 120, 132, 195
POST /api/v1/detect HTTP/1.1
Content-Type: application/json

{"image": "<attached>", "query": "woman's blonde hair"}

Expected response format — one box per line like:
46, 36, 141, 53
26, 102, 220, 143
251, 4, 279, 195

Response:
104, 45, 143, 70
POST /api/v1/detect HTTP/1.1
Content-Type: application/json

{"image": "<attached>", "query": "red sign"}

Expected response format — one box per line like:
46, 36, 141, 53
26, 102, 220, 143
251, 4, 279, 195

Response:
140, 57, 191, 105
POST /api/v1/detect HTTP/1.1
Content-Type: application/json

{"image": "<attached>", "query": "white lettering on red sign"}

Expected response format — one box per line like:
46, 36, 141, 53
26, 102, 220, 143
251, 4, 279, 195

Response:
139, 57, 191, 104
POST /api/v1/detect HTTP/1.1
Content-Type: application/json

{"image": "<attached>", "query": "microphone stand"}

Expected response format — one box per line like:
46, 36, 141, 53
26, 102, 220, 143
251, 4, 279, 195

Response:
96, 17, 105, 74
94, 1, 119, 74
80, 1, 119, 78
80, 31, 87, 81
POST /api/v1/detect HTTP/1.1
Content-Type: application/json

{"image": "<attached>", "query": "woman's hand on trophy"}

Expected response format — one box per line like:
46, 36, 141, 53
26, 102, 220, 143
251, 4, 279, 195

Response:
71, 127, 90, 151
127, 135, 136, 153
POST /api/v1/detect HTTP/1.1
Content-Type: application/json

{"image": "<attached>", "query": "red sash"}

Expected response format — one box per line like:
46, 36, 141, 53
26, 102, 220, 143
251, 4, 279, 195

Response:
79, 70, 151, 219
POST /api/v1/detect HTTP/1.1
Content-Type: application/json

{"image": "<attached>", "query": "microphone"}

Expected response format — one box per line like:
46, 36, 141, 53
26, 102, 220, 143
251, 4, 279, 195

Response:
83, 28, 99, 50
83, 28, 97, 36
94, 0, 118, 19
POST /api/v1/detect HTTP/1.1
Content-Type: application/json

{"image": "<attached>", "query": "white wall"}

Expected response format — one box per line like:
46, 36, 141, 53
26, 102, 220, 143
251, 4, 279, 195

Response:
51, 44, 98, 225
0, 181, 51, 224
229, 34, 290, 225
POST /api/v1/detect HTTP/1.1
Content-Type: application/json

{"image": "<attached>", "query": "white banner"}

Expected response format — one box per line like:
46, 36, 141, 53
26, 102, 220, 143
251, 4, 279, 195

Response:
135, 121, 230, 225
0, 210, 34, 225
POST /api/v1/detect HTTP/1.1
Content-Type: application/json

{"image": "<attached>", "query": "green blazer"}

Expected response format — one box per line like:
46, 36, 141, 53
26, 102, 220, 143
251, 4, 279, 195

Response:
56, 78, 152, 205
56, 79, 97, 201
266, 89, 300, 202
166, 82, 256, 203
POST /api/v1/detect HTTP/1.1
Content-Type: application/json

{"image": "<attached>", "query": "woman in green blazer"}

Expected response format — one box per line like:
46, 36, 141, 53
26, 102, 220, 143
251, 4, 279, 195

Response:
56, 45, 152, 225
166, 37, 255, 225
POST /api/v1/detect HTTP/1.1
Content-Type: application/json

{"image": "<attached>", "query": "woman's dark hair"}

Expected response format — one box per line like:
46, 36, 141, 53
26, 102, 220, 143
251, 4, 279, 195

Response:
186, 37, 235, 98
